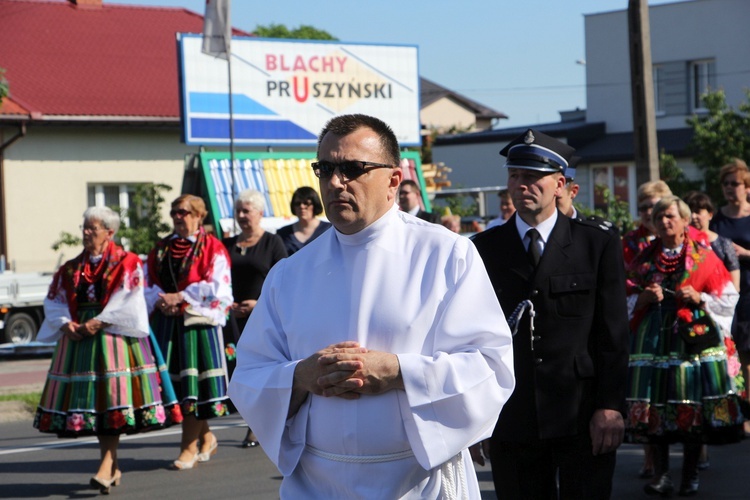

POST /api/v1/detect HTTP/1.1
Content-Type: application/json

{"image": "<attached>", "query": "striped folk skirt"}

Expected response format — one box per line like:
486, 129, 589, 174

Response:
625, 302, 745, 445
34, 308, 183, 437
150, 311, 231, 420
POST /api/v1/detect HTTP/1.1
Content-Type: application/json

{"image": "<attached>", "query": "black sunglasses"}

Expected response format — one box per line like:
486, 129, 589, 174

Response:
311, 160, 395, 181
170, 208, 191, 218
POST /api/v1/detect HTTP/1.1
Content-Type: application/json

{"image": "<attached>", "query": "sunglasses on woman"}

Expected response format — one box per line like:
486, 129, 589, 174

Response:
170, 208, 191, 218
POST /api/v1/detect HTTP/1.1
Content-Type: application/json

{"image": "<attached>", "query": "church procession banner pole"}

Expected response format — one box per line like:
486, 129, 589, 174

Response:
202, 0, 236, 234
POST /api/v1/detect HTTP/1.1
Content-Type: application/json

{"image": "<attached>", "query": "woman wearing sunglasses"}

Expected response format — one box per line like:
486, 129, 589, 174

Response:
146, 194, 234, 470
276, 186, 331, 256
711, 159, 750, 437
622, 180, 673, 268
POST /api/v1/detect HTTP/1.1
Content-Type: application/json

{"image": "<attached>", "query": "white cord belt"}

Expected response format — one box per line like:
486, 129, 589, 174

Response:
507, 299, 536, 351
440, 452, 469, 500
305, 445, 414, 464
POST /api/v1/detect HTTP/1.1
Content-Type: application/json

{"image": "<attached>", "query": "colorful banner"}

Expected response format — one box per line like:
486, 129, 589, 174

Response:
179, 35, 421, 146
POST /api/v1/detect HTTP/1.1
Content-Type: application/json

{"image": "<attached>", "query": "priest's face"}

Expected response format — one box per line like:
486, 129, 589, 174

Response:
318, 127, 402, 234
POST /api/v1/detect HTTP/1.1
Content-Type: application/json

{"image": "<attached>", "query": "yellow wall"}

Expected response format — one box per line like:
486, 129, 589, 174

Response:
1, 127, 194, 272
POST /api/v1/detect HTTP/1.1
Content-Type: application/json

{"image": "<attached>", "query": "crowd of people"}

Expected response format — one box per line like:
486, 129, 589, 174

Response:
32, 113, 749, 498
33, 188, 329, 492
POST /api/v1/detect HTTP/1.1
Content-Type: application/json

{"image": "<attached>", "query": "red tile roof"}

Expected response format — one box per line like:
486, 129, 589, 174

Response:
0, 0, 248, 120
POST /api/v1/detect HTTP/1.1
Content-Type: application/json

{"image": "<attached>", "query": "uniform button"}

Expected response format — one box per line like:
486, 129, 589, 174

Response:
530, 289, 539, 297
571, 282, 578, 288
535, 358, 543, 365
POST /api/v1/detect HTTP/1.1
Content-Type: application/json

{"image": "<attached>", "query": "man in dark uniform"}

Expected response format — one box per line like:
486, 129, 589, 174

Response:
556, 158, 582, 219
471, 129, 629, 499
557, 158, 618, 233
398, 179, 440, 223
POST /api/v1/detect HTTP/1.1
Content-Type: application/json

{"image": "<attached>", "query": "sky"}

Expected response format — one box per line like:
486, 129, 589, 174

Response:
113, 0, 680, 128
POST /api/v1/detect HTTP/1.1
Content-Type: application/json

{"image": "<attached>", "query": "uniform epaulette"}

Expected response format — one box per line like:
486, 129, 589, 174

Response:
574, 215, 618, 233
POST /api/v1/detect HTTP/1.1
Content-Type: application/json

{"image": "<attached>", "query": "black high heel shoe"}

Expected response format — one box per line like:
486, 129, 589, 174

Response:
241, 428, 259, 448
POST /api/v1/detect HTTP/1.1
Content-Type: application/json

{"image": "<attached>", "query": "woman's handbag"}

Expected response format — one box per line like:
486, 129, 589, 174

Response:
183, 306, 218, 327
677, 308, 720, 352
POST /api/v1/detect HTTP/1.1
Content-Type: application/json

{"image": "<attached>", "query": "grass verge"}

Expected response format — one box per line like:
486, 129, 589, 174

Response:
0, 392, 41, 410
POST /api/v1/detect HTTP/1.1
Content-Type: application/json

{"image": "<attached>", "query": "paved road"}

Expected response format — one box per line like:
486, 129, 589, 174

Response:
2, 357, 750, 498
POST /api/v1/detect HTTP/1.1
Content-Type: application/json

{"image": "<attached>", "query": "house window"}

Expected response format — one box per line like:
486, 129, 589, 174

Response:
591, 165, 631, 212
690, 59, 715, 112
87, 184, 138, 227
653, 65, 666, 115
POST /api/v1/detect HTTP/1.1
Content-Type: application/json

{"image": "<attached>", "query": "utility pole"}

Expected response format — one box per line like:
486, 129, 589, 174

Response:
628, 0, 660, 185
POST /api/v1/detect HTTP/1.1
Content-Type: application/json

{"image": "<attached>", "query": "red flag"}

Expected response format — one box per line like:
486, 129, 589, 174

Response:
202, 0, 231, 59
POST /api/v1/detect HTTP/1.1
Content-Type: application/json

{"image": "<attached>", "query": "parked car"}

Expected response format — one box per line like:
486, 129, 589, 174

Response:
0, 271, 52, 346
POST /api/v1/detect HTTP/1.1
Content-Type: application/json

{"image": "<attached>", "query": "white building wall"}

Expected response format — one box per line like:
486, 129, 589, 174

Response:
2, 127, 197, 272
586, 0, 750, 134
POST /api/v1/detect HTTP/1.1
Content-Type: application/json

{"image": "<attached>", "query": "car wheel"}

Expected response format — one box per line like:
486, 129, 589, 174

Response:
3, 312, 37, 345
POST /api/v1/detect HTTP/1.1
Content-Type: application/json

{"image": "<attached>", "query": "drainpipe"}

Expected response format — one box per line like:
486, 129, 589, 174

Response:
0, 122, 27, 261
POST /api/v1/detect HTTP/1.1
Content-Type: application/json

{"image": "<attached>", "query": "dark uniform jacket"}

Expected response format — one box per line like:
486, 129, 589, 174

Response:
472, 211, 629, 442
415, 209, 441, 224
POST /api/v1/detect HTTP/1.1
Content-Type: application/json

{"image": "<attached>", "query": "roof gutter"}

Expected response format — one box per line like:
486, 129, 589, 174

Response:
36, 115, 180, 123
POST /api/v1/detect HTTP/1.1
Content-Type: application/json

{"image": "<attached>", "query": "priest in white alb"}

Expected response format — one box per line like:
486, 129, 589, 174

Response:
229, 114, 515, 499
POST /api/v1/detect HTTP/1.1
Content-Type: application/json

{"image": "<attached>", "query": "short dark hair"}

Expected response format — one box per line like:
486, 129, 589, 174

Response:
317, 114, 400, 166
498, 189, 511, 200
399, 179, 421, 195
683, 191, 715, 214
290, 186, 324, 216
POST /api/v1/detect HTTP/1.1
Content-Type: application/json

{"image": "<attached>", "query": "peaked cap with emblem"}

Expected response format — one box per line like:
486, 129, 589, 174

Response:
500, 129, 575, 174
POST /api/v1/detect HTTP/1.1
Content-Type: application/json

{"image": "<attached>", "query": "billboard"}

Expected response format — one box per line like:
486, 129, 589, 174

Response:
178, 34, 421, 147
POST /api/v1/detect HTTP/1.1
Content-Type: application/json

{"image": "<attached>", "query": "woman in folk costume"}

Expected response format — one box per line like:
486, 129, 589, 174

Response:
34, 206, 182, 494
146, 194, 233, 470
625, 196, 745, 497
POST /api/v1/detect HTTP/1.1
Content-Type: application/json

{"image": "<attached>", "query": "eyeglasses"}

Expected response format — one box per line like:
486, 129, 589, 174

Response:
292, 200, 313, 208
80, 225, 105, 233
311, 160, 395, 181
170, 208, 191, 218
723, 181, 743, 188
637, 203, 655, 212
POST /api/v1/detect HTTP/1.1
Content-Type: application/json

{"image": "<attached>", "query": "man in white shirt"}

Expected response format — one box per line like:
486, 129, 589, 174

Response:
229, 113, 515, 499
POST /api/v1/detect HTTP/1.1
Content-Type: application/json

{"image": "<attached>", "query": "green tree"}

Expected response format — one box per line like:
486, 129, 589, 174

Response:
254, 24, 337, 40
431, 192, 477, 218
0, 68, 8, 106
658, 150, 702, 198
117, 183, 172, 255
686, 89, 750, 202
576, 186, 635, 235
51, 231, 82, 252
